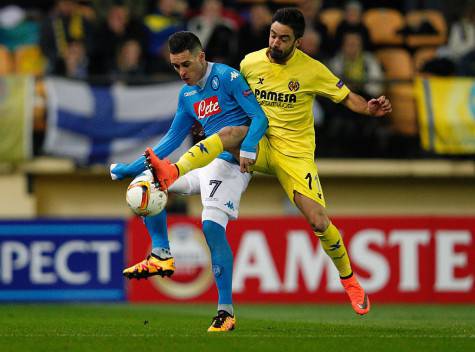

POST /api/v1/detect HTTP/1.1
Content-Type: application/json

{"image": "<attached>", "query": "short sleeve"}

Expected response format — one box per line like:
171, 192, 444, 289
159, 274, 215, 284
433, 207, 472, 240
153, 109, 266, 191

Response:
311, 60, 350, 103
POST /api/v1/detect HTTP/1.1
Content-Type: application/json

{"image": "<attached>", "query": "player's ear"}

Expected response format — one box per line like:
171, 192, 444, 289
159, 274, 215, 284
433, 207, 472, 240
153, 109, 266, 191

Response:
295, 37, 302, 49
198, 50, 205, 62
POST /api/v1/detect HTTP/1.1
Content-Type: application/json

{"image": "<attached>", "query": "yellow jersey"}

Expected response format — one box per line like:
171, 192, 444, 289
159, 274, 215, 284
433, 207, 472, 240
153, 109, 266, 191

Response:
240, 48, 350, 158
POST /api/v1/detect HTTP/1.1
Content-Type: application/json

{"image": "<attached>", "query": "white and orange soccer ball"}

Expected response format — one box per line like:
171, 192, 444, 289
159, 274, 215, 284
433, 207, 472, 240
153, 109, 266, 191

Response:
126, 170, 167, 216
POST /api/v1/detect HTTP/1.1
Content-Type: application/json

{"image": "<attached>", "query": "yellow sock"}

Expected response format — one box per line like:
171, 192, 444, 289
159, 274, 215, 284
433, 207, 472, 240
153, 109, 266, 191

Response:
315, 223, 352, 277
175, 134, 224, 175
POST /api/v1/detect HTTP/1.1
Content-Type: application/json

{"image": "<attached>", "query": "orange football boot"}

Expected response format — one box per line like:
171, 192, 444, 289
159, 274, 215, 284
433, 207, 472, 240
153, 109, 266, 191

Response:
122, 254, 175, 279
144, 148, 179, 190
340, 274, 370, 315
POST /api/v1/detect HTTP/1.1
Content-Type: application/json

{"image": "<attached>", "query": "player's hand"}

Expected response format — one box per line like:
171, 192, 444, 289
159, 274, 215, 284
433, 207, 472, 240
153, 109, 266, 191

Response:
110, 163, 129, 180
368, 95, 392, 117
240, 156, 255, 173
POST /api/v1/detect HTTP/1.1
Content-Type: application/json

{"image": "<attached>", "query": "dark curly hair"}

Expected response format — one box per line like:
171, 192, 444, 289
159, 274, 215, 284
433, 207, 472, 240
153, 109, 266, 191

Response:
272, 8, 306, 39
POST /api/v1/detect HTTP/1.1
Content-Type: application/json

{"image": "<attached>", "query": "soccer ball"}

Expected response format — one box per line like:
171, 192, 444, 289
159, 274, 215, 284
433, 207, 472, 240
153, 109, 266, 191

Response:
126, 170, 167, 216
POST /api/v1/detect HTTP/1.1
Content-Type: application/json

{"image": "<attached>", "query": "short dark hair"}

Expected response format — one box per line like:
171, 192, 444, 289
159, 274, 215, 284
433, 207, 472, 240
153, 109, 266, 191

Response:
272, 8, 305, 39
168, 31, 203, 54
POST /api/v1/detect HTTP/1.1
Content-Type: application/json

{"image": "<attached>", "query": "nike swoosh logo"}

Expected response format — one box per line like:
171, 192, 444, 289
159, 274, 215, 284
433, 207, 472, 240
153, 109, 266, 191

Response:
357, 294, 368, 310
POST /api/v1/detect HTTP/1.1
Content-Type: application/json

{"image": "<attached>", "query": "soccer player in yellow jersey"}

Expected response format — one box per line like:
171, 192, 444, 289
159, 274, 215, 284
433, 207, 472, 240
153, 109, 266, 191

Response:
239, 8, 392, 315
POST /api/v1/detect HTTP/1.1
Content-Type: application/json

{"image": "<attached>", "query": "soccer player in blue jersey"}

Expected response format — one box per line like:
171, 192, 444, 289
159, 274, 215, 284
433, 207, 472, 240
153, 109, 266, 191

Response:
110, 31, 268, 332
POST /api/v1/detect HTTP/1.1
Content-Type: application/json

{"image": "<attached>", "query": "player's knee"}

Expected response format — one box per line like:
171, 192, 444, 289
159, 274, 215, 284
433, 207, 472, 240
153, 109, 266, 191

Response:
202, 216, 230, 255
309, 211, 330, 233
218, 126, 248, 149
202, 220, 218, 237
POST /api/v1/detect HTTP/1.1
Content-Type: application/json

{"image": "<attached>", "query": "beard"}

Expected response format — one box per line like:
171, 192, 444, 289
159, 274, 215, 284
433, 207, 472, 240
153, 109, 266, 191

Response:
269, 46, 293, 61
269, 48, 291, 60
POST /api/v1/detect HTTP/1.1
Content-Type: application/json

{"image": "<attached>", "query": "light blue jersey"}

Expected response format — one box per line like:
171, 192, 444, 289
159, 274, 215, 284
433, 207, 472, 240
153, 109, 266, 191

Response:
118, 62, 268, 177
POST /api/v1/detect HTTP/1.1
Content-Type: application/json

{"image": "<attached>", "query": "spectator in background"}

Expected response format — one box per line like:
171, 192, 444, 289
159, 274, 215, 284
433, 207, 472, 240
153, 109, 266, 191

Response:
40, 0, 94, 74
113, 39, 144, 79
329, 32, 383, 99
52, 40, 89, 78
334, 1, 371, 53
299, 27, 327, 128
326, 31, 385, 157
89, 1, 145, 76
143, 0, 186, 73
0, 5, 39, 51
297, 0, 332, 58
236, 3, 272, 66
187, 0, 238, 65
434, 3, 475, 76
300, 27, 326, 61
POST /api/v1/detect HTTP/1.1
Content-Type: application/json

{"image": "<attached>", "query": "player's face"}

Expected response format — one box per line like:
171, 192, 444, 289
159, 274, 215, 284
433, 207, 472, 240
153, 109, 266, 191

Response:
268, 22, 301, 63
170, 49, 206, 86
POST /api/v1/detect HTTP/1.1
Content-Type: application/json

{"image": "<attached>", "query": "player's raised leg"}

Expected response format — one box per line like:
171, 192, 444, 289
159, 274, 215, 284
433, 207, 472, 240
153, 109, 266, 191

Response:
145, 125, 248, 190
294, 192, 370, 315
122, 210, 176, 279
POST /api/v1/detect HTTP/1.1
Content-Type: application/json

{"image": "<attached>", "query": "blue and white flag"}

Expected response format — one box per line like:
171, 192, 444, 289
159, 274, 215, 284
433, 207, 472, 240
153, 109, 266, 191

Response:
44, 77, 191, 165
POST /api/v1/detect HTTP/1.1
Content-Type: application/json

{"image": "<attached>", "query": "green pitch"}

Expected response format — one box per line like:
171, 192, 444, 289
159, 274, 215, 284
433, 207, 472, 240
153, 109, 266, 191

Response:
0, 304, 473, 352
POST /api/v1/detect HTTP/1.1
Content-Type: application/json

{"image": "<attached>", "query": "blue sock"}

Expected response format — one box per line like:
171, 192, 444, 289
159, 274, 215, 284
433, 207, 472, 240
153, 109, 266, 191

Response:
202, 220, 233, 312
144, 210, 170, 256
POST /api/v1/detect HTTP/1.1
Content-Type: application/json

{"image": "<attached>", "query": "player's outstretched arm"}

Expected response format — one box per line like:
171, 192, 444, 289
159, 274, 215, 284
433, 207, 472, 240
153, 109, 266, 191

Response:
342, 92, 392, 117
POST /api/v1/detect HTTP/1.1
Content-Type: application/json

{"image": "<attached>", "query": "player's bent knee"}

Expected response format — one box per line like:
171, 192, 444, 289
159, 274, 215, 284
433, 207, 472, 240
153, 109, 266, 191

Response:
310, 212, 330, 233
218, 126, 248, 149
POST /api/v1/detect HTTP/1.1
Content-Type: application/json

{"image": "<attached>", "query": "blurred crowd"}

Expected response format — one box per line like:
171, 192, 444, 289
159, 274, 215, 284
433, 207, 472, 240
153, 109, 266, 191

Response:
3, 0, 473, 79
1, 0, 475, 158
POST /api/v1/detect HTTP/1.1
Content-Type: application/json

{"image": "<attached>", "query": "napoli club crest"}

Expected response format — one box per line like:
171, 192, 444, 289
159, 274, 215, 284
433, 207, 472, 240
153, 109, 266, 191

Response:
288, 80, 300, 92
211, 75, 220, 90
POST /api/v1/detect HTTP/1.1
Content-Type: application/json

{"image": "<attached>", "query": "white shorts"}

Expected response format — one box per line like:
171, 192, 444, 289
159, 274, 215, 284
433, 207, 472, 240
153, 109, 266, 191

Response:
169, 158, 251, 219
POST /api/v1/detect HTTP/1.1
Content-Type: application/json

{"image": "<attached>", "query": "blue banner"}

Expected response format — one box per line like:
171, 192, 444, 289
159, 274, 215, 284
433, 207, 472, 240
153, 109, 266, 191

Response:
0, 219, 125, 301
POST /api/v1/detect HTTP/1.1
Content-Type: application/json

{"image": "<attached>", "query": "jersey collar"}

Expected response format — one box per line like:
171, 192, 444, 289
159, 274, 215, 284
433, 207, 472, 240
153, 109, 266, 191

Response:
197, 62, 214, 90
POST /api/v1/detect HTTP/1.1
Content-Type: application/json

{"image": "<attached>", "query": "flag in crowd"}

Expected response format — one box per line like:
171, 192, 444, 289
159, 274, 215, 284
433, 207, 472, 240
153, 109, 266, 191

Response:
416, 77, 475, 154
44, 77, 191, 165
